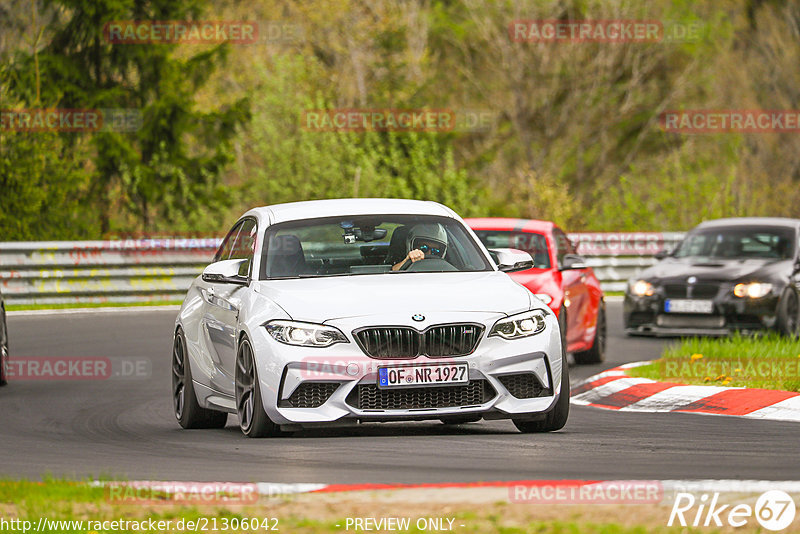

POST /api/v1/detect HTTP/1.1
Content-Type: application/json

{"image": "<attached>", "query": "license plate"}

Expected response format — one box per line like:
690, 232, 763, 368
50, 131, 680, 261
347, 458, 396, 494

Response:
664, 299, 714, 314
378, 363, 469, 388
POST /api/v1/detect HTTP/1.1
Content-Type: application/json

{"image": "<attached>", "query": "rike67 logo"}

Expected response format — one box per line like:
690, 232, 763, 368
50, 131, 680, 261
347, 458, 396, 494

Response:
669, 490, 796, 531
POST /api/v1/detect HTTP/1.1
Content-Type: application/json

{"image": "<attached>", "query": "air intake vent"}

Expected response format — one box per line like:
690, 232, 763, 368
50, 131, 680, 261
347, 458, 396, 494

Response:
498, 373, 550, 399
280, 382, 340, 408
346, 380, 496, 411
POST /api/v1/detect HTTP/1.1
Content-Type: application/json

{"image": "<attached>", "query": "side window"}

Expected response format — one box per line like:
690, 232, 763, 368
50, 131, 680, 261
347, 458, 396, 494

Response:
213, 222, 243, 263
552, 227, 575, 268
229, 219, 258, 276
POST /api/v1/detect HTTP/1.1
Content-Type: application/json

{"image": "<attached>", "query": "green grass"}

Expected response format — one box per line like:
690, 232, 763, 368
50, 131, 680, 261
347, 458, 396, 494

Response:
628, 333, 800, 391
0, 479, 705, 533
6, 300, 183, 312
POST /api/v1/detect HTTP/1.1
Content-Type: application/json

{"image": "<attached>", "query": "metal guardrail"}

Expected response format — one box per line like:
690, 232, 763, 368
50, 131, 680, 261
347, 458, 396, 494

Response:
0, 232, 685, 305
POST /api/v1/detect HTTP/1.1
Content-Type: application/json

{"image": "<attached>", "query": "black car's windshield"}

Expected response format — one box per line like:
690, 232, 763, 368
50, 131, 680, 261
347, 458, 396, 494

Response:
259, 215, 493, 279
673, 226, 796, 260
473, 230, 551, 269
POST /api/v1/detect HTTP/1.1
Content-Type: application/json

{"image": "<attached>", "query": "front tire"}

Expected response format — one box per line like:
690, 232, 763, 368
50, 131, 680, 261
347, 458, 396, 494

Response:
513, 344, 570, 433
777, 289, 800, 338
235, 336, 281, 438
172, 330, 228, 429
573, 304, 607, 365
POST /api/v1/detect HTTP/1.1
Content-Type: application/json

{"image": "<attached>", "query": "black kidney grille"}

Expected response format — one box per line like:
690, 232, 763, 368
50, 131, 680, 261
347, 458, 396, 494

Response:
498, 373, 550, 399
347, 380, 496, 410
354, 327, 420, 358
280, 382, 340, 408
664, 283, 720, 299
355, 324, 484, 359
424, 324, 484, 357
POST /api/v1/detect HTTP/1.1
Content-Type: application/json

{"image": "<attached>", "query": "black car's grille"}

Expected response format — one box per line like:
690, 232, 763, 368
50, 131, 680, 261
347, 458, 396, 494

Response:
346, 380, 495, 410
627, 311, 656, 326
656, 314, 726, 328
663, 283, 720, 299
354, 324, 484, 359
280, 382, 340, 408
354, 327, 419, 359
498, 373, 550, 399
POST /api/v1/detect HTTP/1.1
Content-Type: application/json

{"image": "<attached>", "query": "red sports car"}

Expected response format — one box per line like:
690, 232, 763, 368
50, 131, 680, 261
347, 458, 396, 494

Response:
466, 218, 606, 364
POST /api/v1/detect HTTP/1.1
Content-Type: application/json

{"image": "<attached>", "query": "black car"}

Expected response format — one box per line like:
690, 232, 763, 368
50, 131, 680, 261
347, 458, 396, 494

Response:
624, 217, 800, 336
0, 289, 7, 385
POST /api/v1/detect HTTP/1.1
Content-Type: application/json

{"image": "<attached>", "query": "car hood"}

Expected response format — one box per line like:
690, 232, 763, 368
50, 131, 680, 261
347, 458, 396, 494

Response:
253, 271, 532, 321
641, 257, 788, 282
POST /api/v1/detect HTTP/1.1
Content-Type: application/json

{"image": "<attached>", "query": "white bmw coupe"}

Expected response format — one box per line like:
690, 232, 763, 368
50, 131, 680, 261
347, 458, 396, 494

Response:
173, 199, 568, 437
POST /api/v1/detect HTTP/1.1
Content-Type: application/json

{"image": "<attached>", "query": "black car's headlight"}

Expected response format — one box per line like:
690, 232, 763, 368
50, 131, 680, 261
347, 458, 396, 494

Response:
489, 310, 548, 339
264, 320, 348, 347
733, 282, 773, 299
629, 279, 655, 297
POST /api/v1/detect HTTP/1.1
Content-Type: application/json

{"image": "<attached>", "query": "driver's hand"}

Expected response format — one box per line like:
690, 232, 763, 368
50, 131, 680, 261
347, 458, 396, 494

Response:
407, 249, 425, 263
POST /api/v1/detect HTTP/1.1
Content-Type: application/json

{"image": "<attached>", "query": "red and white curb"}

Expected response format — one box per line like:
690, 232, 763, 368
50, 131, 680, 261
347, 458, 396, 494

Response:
571, 362, 800, 422
90, 479, 800, 503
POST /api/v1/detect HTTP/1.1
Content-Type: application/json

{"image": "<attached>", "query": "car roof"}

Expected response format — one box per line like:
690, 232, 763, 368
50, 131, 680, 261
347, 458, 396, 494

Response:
243, 198, 457, 225
464, 217, 557, 233
695, 217, 800, 231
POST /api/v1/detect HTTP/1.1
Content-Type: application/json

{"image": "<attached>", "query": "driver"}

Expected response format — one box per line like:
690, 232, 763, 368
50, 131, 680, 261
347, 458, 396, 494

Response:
392, 223, 448, 271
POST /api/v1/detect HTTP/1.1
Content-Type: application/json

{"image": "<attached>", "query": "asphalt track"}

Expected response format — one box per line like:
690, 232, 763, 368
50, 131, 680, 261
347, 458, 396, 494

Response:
1, 302, 798, 483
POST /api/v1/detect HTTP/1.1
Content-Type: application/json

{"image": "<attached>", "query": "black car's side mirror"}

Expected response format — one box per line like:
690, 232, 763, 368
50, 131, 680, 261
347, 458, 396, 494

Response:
654, 249, 669, 260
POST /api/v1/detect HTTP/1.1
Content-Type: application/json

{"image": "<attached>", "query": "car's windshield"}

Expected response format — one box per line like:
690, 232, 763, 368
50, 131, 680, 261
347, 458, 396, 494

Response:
259, 215, 493, 279
472, 230, 551, 269
673, 226, 795, 260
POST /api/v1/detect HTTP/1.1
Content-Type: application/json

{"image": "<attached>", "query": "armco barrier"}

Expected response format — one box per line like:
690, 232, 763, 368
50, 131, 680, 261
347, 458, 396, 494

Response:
0, 232, 685, 305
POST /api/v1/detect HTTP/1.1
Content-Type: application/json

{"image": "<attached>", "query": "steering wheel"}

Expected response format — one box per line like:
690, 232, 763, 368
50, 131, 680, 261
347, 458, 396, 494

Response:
402, 257, 457, 272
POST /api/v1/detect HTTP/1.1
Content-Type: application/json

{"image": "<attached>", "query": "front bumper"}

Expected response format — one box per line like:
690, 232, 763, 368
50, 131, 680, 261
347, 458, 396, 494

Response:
250, 311, 564, 428
623, 290, 779, 337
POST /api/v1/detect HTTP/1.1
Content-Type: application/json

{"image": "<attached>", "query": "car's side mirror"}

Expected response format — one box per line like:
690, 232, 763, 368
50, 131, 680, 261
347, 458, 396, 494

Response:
654, 249, 670, 260
202, 259, 249, 285
560, 253, 587, 270
489, 248, 534, 272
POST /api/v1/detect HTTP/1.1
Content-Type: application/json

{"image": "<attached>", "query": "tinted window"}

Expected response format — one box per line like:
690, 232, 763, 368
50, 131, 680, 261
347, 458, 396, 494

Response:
473, 230, 551, 269
674, 226, 795, 260
229, 219, 257, 276
213, 221, 243, 262
552, 227, 575, 268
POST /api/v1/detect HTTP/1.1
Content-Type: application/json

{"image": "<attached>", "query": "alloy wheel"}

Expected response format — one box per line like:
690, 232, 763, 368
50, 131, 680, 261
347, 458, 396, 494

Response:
236, 340, 256, 432
172, 335, 186, 419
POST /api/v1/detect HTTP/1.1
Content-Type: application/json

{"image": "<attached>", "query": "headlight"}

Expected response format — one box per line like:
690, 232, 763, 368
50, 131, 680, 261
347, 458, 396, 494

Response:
489, 310, 548, 339
264, 320, 348, 347
629, 279, 655, 297
534, 293, 553, 305
733, 282, 773, 299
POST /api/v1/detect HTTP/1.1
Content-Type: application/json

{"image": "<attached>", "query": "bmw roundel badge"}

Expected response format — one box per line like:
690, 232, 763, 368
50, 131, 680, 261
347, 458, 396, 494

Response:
412, 314, 425, 322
